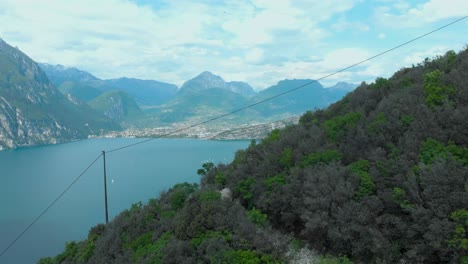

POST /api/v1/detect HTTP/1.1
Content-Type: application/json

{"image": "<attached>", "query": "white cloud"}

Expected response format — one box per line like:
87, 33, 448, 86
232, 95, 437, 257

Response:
402, 46, 449, 65
0, 0, 464, 92
378, 33, 386, 39
245, 48, 264, 63
332, 17, 370, 32
375, 0, 468, 28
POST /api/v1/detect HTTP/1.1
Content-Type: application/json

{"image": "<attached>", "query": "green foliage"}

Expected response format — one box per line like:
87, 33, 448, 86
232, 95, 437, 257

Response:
59, 241, 79, 262
367, 112, 387, 133
190, 230, 232, 247
424, 70, 456, 107
420, 138, 447, 164
400, 114, 414, 127
171, 189, 188, 210
197, 162, 214, 176
386, 143, 400, 161
265, 173, 286, 191
448, 209, 468, 251
446, 50, 457, 69
323, 112, 362, 141
371, 77, 391, 89
221, 250, 278, 264
392, 187, 413, 209
349, 160, 375, 199
420, 138, 468, 166
236, 177, 256, 208
401, 77, 413, 89
299, 150, 342, 168
279, 148, 294, 169
168, 182, 199, 210
199, 190, 221, 202
247, 208, 268, 227
77, 235, 98, 262
264, 129, 281, 143
215, 171, 226, 185
299, 110, 318, 125
290, 239, 302, 252
130, 231, 172, 263
318, 255, 354, 264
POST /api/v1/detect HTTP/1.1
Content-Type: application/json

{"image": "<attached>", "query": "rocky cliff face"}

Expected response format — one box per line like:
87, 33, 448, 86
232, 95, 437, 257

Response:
0, 38, 118, 149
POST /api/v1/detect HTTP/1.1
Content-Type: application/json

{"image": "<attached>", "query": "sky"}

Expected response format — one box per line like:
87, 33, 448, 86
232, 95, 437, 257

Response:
0, 0, 466, 90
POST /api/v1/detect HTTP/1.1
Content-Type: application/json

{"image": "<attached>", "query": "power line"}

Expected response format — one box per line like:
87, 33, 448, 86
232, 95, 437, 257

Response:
0, 154, 103, 258
106, 15, 468, 154
1, 14, 466, 259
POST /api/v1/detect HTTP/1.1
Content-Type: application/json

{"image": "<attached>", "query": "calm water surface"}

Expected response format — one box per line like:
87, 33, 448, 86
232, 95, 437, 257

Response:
0, 138, 249, 263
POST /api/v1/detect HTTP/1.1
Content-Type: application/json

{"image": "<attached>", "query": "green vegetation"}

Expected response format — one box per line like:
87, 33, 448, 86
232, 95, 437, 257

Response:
424, 69, 456, 107
420, 138, 468, 166
349, 160, 376, 199
42, 48, 468, 263
89, 90, 145, 122
265, 173, 286, 191
247, 208, 268, 227
299, 150, 342, 168
323, 111, 362, 141
367, 112, 387, 133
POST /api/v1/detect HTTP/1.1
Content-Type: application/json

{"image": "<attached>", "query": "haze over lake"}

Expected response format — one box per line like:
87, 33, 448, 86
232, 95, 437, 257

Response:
0, 138, 249, 263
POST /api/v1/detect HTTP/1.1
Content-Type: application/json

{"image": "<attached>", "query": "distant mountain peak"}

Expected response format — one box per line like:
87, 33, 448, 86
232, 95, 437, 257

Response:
193, 71, 225, 84
327, 82, 358, 91
179, 71, 255, 97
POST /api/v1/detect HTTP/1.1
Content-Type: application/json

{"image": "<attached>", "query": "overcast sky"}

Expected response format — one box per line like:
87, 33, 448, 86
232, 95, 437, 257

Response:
0, 0, 466, 90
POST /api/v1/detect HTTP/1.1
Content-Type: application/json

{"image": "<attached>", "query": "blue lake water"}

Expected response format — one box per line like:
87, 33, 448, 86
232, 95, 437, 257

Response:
0, 138, 249, 263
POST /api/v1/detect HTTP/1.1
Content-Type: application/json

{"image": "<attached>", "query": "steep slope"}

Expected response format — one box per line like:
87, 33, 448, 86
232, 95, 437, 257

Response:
89, 90, 145, 122
41, 49, 468, 264
57, 81, 103, 102
207, 49, 468, 263
104, 77, 178, 106
39, 63, 100, 87
0, 39, 119, 149
40, 63, 112, 102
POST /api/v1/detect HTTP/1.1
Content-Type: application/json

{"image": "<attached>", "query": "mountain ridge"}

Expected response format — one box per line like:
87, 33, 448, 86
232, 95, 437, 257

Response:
40, 47, 468, 263
0, 39, 120, 149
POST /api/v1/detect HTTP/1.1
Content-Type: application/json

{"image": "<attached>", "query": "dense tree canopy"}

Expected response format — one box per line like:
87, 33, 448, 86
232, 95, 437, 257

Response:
41, 48, 468, 263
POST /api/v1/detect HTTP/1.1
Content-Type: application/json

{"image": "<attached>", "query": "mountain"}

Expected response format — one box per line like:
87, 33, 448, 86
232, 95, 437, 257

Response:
151, 75, 348, 125
40, 64, 178, 106
104, 77, 178, 106
178, 71, 255, 97
57, 81, 103, 102
0, 39, 119, 149
41, 48, 467, 263
89, 90, 145, 122
326, 81, 358, 91
39, 63, 111, 102
153, 88, 251, 123
227, 81, 256, 97
39, 63, 100, 86
252, 79, 349, 117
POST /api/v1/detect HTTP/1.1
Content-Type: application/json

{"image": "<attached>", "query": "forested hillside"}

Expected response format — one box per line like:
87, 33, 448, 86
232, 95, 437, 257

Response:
40, 48, 468, 263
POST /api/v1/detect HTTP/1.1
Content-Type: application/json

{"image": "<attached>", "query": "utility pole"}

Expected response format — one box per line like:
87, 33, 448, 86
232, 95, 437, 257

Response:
102, 151, 109, 224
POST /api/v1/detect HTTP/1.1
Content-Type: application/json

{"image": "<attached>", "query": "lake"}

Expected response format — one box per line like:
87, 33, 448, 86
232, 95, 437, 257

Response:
0, 138, 249, 263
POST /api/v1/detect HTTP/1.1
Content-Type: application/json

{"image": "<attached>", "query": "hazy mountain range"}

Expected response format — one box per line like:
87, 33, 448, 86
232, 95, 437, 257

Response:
40, 64, 356, 125
0, 37, 356, 149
